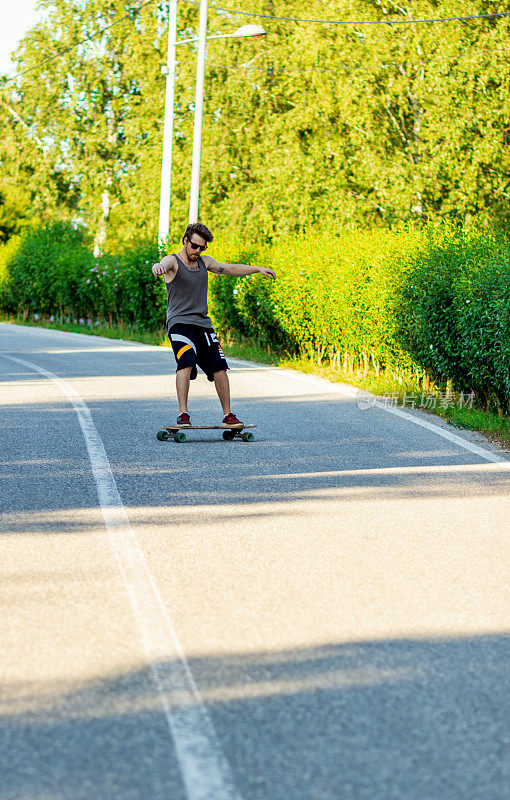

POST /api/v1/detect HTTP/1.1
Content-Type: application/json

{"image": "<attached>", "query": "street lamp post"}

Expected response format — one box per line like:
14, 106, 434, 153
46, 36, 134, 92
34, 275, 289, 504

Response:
156, 0, 266, 241
188, 0, 209, 225
158, 0, 178, 245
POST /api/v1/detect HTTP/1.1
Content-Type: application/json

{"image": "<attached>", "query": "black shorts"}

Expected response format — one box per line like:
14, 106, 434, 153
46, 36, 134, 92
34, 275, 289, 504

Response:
168, 323, 229, 381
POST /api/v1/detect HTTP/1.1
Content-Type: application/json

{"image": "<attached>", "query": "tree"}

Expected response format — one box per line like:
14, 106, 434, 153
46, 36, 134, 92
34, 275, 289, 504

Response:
1, 0, 508, 246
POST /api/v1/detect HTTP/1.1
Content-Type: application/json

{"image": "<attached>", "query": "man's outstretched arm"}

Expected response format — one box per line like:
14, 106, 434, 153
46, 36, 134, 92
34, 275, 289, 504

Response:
203, 256, 276, 280
152, 254, 177, 277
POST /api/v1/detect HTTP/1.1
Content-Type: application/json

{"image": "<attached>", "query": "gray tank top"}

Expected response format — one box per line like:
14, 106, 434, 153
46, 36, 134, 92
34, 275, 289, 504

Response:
165, 254, 213, 331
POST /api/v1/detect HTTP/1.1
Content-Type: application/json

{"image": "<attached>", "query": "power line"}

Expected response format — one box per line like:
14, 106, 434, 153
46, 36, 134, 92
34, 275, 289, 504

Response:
3, 0, 509, 87
197, 1, 510, 27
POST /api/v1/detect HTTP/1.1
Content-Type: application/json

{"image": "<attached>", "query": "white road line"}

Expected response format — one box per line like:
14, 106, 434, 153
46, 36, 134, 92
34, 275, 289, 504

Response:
279, 370, 510, 467
373, 400, 510, 465
2, 354, 241, 800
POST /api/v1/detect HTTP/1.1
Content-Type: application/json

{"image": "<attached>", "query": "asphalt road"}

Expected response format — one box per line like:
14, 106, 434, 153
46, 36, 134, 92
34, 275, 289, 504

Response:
1, 322, 509, 800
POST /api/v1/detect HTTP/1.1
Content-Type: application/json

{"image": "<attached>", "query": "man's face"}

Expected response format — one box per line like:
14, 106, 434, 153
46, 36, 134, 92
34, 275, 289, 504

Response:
185, 234, 207, 262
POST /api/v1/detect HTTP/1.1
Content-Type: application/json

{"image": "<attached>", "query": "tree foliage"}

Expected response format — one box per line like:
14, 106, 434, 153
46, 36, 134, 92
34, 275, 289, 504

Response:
0, 0, 509, 245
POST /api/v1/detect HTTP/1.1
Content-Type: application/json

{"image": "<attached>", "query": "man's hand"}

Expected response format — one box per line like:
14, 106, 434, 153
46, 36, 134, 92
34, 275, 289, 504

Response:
152, 262, 166, 277
258, 267, 276, 280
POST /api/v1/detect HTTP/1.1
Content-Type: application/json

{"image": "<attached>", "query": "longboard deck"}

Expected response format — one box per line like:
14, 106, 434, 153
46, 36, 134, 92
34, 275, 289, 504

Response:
163, 424, 256, 431
157, 423, 256, 442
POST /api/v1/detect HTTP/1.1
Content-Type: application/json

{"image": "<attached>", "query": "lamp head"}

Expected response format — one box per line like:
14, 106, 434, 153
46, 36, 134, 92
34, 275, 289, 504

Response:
231, 24, 267, 37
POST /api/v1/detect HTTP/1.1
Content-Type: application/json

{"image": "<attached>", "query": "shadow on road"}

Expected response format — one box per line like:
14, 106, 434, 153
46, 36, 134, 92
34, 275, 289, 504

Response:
1, 635, 508, 800
2, 392, 510, 533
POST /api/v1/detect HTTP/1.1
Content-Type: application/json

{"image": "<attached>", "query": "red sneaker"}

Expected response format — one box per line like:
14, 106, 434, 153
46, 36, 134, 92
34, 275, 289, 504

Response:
221, 412, 243, 428
177, 412, 191, 427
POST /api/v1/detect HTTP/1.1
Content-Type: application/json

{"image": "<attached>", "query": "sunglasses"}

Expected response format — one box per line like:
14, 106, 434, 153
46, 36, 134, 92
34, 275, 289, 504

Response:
188, 240, 207, 252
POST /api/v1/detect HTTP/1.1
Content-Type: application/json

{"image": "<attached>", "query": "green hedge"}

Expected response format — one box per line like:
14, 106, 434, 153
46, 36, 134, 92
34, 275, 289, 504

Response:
209, 224, 510, 412
1, 221, 509, 412
209, 228, 426, 374
394, 225, 510, 412
0, 222, 166, 330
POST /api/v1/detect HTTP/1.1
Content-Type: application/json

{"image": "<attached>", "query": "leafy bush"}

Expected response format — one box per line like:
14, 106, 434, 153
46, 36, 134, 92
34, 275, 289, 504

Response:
2, 222, 89, 316
210, 223, 510, 411
110, 240, 166, 330
0, 235, 21, 312
209, 227, 425, 373
395, 225, 510, 411
0, 222, 165, 330
2, 220, 509, 412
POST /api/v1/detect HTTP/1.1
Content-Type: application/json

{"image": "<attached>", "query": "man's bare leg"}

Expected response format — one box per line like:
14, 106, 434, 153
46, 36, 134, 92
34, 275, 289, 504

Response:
176, 367, 192, 414
213, 370, 231, 416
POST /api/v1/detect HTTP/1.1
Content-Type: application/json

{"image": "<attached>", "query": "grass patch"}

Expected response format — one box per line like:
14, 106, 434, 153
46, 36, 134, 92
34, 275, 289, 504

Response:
3, 314, 509, 450
436, 405, 510, 448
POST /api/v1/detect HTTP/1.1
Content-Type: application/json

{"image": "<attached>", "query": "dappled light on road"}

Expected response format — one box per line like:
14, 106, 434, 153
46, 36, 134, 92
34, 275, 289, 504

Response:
1, 637, 508, 800
1, 324, 508, 800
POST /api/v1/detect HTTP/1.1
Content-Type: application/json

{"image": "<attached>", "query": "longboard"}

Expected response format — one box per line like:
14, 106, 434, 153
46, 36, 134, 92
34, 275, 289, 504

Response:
157, 424, 256, 443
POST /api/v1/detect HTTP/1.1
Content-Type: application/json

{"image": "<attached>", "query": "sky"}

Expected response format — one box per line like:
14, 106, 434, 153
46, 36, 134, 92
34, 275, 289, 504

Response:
0, 0, 47, 76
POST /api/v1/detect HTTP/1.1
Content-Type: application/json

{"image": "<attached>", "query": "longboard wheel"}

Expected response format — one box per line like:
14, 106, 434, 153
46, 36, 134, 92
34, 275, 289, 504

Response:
157, 430, 170, 441
242, 431, 255, 442
174, 431, 187, 443
222, 430, 235, 441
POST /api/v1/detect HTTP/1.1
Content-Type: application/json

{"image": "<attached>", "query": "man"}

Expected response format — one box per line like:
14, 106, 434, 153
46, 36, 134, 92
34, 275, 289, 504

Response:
152, 222, 276, 427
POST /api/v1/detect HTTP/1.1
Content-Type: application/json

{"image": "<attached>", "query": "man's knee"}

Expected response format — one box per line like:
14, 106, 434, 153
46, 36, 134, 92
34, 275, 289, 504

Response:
213, 369, 228, 381
176, 366, 193, 382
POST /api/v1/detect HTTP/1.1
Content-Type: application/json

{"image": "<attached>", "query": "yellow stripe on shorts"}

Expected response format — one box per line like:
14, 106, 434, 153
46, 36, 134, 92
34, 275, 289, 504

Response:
176, 344, 192, 360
